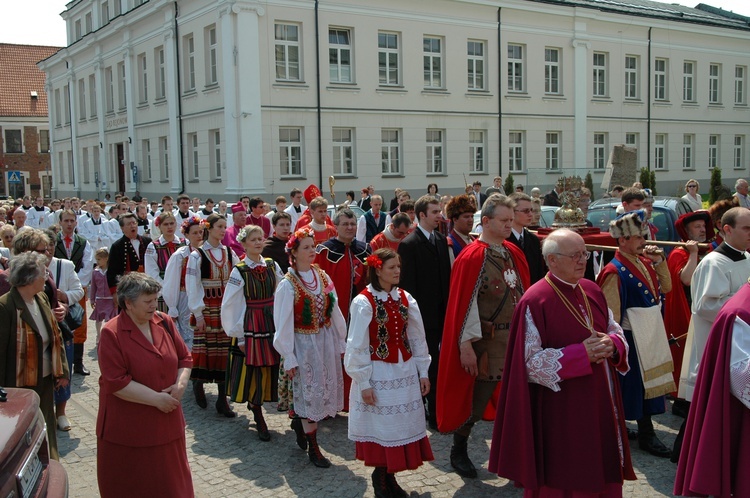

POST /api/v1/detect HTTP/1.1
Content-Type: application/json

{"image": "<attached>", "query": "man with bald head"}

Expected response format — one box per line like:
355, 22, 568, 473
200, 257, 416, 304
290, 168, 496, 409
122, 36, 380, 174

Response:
489, 229, 634, 495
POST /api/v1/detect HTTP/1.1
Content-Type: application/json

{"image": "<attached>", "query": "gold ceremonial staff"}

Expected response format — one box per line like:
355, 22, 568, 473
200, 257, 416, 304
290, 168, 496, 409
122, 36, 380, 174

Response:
329, 176, 336, 207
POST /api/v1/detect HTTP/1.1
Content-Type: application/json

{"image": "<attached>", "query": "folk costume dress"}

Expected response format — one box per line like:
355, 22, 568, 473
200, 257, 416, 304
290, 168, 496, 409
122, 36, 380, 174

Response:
222, 257, 283, 406
89, 268, 116, 322
273, 265, 347, 421
186, 241, 239, 382
145, 235, 186, 313
163, 245, 195, 350
345, 285, 434, 473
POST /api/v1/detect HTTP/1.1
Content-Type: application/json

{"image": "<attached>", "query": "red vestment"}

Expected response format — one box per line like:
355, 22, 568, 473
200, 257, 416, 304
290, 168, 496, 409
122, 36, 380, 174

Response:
488, 277, 636, 493
665, 248, 691, 391
369, 231, 401, 252
222, 225, 245, 259
674, 283, 750, 498
436, 240, 530, 433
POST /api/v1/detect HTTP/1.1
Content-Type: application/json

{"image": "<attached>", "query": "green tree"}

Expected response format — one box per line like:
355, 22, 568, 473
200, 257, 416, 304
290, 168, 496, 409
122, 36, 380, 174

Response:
650, 171, 657, 196
639, 168, 651, 189
709, 167, 722, 205
584, 172, 594, 194
504, 174, 514, 195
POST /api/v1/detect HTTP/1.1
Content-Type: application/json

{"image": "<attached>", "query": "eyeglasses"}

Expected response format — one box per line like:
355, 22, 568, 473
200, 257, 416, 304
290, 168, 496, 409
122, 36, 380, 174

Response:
554, 251, 591, 262
687, 185, 698, 188
514, 208, 533, 214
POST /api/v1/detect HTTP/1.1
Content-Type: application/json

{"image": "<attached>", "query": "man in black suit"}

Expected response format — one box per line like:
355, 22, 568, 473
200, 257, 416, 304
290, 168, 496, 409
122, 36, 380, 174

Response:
543, 183, 563, 207
107, 212, 152, 299
471, 181, 488, 210
508, 193, 546, 284
398, 195, 451, 429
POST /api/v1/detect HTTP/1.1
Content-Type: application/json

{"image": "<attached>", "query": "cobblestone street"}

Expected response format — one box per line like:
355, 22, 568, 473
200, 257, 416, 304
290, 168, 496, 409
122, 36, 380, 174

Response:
59, 312, 682, 497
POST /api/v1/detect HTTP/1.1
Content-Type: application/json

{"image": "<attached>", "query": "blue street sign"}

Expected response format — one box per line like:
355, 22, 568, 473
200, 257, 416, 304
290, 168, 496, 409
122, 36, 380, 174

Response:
7, 171, 21, 184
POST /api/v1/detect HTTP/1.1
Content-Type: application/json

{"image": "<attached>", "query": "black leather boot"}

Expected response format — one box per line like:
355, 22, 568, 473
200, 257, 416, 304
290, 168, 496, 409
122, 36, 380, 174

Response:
193, 380, 207, 408
215, 383, 236, 418
290, 418, 307, 450
637, 416, 670, 458
450, 433, 477, 478
371, 467, 391, 498
250, 404, 270, 441
386, 471, 408, 498
305, 430, 331, 468
73, 343, 90, 375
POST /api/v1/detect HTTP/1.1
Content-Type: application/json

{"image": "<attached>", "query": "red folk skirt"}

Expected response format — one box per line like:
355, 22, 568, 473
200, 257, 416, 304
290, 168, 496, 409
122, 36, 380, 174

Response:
190, 292, 231, 383
355, 436, 434, 474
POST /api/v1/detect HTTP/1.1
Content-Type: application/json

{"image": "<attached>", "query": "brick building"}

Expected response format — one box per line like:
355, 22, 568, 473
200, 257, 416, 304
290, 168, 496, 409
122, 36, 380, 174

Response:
0, 43, 61, 199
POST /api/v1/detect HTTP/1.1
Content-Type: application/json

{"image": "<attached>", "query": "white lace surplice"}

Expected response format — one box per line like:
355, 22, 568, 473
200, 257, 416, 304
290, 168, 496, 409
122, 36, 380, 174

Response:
730, 317, 750, 409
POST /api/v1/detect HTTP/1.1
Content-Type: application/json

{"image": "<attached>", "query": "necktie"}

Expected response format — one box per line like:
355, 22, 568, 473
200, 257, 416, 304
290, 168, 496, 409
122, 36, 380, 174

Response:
519, 233, 524, 248
429, 232, 436, 246
64, 236, 72, 258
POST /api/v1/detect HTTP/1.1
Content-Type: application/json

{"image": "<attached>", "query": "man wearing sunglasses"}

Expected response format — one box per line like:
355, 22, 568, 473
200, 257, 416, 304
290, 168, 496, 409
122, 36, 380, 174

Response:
508, 193, 545, 284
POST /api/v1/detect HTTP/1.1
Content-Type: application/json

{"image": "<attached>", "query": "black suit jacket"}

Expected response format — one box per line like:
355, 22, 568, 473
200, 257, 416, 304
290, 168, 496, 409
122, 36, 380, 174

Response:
508, 229, 546, 285
107, 235, 152, 289
543, 190, 561, 207
397, 228, 451, 332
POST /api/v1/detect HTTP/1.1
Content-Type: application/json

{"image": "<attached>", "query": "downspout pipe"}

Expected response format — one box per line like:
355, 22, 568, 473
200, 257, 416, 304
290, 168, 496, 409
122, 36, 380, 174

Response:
315, 0, 323, 189
647, 27, 652, 172
497, 7, 503, 178
174, 1, 186, 194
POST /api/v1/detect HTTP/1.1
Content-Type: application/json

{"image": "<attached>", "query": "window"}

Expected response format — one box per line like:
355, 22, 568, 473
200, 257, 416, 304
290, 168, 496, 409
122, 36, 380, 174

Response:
142, 140, 151, 181
88, 74, 96, 117
279, 127, 303, 176
188, 133, 199, 179
735, 135, 744, 169
101, 1, 109, 25
156, 47, 166, 99
381, 129, 400, 174
275, 23, 301, 81
378, 32, 399, 86
709, 134, 719, 169
54, 89, 61, 126
82, 147, 90, 183
78, 79, 86, 119
332, 128, 354, 175
104, 67, 114, 112
4, 129, 22, 153
625, 132, 638, 149
508, 131, 524, 172
117, 62, 126, 110
709, 64, 721, 104
467, 40, 485, 91
39, 129, 50, 153
592, 52, 607, 98
113, 0, 121, 16
654, 134, 666, 170
184, 35, 195, 92
594, 133, 607, 170
93, 147, 100, 184
683, 61, 695, 102
159, 136, 169, 180
469, 130, 486, 173
624, 55, 638, 99
67, 150, 74, 184
138, 53, 148, 103
545, 132, 560, 171
209, 129, 221, 180
206, 26, 218, 85
423, 37, 443, 89
426, 129, 444, 174
58, 151, 65, 183
329, 28, 352, 83
545, 48, 560, 95
654, 58, 668, 101
507, 44, 524, 92
735, 66, 746, 105
682, 134, 694, 170
63, 84, 70, 124
75, 20, 82, 41
85, 12, 92, 34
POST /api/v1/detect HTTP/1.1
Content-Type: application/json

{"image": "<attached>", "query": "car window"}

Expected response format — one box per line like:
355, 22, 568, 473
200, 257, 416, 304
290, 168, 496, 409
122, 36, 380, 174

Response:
650, 208, 671, 241
587, 206, 617, 232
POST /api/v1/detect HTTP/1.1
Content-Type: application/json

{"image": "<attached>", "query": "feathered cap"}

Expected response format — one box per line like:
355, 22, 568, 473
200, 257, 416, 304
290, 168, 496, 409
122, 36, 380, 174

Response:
609, 210, 650, 239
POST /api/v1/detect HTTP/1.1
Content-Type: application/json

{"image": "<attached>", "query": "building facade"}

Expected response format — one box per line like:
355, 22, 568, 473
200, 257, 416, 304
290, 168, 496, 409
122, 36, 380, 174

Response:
40, 0, 750, 201
1, 44, 61, 199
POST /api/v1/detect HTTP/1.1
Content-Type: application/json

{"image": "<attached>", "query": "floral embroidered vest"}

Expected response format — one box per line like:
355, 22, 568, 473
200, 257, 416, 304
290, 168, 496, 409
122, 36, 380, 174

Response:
362, 288, 412, 363
286, 265, 336, 334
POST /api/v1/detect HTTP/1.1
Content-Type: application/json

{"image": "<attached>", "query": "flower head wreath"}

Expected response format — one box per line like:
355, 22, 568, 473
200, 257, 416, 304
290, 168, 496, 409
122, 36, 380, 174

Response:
236, 226, 251, 243
285, 227, 315, 253
365, 254, 383, 269
181, 216, 203, 235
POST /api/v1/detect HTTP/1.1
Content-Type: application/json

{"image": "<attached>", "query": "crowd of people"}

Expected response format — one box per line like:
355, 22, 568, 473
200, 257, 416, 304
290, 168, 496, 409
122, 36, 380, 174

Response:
0, 175, 749, 497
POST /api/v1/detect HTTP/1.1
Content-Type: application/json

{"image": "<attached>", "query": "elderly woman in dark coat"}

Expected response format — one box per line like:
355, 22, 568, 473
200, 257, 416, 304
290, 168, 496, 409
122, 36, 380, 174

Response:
0, 251, 70, 460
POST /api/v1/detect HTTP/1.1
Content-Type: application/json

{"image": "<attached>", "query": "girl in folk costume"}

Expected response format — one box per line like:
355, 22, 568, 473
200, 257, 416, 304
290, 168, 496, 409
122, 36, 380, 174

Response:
185, 213, 240, 417
273, 227, 347, 468
345, 249, 433, 498
163, 216, 204, 351
221, 225, 283, 441
144, 211, 185, 313
89, 248, 116, 346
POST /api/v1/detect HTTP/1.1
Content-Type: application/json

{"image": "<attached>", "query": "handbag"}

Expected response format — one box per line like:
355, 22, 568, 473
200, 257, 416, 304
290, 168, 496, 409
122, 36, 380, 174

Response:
55, 259, 85, 331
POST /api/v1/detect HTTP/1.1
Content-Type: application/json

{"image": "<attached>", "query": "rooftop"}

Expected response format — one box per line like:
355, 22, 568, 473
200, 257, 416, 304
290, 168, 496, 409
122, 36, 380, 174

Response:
0, 43, 62, 118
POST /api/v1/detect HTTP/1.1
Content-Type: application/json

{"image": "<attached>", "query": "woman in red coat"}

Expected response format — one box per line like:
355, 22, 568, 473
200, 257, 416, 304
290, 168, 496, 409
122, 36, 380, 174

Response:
97, 273, 194, 498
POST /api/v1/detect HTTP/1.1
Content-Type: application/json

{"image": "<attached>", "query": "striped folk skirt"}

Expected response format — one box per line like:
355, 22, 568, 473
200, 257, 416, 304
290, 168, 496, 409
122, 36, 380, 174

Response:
226, 337, 279, 406
190, 293, 231, 383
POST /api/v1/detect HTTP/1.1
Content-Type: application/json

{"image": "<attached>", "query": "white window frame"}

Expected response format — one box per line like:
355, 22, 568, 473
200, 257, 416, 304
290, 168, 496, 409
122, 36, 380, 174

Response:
63, 84, 70, 124
709, 134, 719, 170
507, 43, 524, 93
117, 62, 126, 110
78, 79, 86, 119
138, 53, 148, 103
469, 130, 486, 173
279, 127, 303, 177
188, 132, 199, 180
625, 55, 638, 99
67, 150, 74, 184
3, 128, 23, 154
735, 135, 745, 170
184, 34, 195, 92
93, 147, 100, 185
683, 61, 695, 102
426, 129, 444, 174
654, 134, 666, 170
159, 136, 169, 180
85, 12, 92, 34
594, 133, 607, 170
654, 58, 668, 101
625, 132, 638, 149
274, 23, 301, 82
545, 132, 560, 171
82, 147, 90, 183
381, 129, 401, 175
329, 28, 352, 84
100, 1, 109, 26
39, 129, 50, 153
378, 32, 399, 86
58, 151, 65, 183
709, 63, 721, 104
593, 52, 608, 98
209, 129, 221, 180
467, 40, 486, 91
423, 36, 444, 89
736, 66, 747, 105
105, 67, 114, 113
142, 139, 151, 181
332, 127, 354, 176
682, 134, 694, 170
206, 26, 218, 86
54, 89, 61, 127
508, 131, 524, 173
545, 48, 561, 95
88, 74, 97, 117
155, 47, 166, 100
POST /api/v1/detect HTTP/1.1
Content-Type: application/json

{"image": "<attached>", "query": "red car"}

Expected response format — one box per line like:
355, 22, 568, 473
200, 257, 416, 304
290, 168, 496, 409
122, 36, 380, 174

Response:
0, 387, 68, 498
